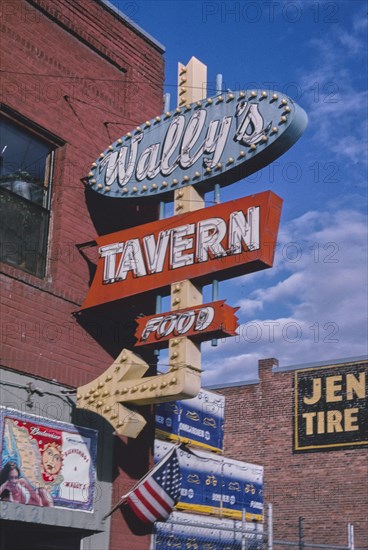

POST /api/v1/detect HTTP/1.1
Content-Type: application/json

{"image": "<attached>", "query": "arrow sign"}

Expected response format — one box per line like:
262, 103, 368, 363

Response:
76, 349, 201, 438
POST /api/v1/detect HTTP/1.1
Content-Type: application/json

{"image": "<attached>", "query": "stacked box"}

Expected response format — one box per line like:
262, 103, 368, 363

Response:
154, 440, 263, 522
155, 389, 225, 453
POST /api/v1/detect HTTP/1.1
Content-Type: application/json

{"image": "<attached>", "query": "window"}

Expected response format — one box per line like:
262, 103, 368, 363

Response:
0, 115, 56, 278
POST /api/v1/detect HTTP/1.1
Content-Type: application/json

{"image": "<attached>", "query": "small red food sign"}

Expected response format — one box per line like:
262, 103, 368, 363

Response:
134, 300, 239, 348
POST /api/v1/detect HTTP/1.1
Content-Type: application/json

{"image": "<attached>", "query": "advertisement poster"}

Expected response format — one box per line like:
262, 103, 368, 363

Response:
0, 409, 97, 511
294, 362, 368, 453
155, 389, 225, 453
155, 441, 263, 521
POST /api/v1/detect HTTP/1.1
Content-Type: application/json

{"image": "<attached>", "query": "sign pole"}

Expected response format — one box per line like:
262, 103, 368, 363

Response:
168, 57, 207, 375
267, 503, 273, 550
211, 73, 223, 347
298, 516, 305, 550
350, 524, 355, 550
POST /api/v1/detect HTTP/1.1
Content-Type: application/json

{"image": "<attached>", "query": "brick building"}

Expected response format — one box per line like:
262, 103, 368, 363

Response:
210, 356, 368, 548
1, 3, 367, 550
0, 1, 165, 548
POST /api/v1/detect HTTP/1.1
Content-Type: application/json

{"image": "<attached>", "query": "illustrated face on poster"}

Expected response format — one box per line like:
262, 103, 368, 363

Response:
0, 409, 97, 511
41, 443, 63, 476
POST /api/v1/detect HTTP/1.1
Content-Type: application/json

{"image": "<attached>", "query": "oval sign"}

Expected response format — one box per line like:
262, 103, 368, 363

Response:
87, 90, 307, 200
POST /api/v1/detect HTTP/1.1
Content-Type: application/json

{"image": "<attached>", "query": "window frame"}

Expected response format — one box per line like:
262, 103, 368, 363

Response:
0, 108, 63, 279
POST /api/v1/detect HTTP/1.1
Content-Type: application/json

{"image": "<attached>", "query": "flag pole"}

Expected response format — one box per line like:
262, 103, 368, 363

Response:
102, 442, 181, 521
103, 492, 131, 521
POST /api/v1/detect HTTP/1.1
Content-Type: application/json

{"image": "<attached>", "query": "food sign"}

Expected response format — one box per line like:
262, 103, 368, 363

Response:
135, 300, 238, 348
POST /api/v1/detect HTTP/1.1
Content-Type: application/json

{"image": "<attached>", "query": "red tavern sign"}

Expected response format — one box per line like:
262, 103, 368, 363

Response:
134, 300, 239, 348
81, 191, 282, 309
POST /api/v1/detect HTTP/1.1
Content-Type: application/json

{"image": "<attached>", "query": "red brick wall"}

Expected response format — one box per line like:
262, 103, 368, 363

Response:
217, 358, 368, 547
1, 0, 164, 385
1, 1, 164, 547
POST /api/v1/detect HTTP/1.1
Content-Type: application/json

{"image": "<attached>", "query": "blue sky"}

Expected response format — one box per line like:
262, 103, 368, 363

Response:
111, 0, 367, 385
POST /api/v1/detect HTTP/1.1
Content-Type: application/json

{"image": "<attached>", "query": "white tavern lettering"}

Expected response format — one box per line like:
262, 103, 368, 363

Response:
99, 207, 260, 283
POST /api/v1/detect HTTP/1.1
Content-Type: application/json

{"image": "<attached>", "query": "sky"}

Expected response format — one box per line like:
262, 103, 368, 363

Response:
110, 0, 368, 386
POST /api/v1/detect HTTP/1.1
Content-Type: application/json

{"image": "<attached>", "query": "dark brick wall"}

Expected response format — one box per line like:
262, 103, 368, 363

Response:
216, 358, 368, 547
1, 1, 164, 547
1, 0, 164, 384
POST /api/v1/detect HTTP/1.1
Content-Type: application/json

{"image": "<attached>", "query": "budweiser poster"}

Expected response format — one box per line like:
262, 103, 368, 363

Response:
0, 409, 97, 511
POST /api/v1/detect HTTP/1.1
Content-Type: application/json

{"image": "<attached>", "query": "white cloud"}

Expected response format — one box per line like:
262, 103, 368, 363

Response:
352, 6, 368, 33
236, 298, 263, 316
203, 350, 262, 386
338, 30, 365, 55
304, 90, 368, 166
250, 272, 305, 305
297, 12, 368, 166
330, 133, 368, 165
202, 207, 368, 386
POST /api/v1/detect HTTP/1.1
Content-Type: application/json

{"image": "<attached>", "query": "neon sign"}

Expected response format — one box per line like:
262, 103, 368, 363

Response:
87, 90, 307, 200
81, 191, 282, 309
134, 301, 239, 348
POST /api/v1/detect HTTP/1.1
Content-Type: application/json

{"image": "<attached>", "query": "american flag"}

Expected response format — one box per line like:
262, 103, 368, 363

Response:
125, 448, 181, 524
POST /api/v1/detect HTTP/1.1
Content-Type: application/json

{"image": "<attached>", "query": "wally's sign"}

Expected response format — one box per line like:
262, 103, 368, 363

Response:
87, 90, 307, 199
81, 191, 282, 309
294, 361, 368, 453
